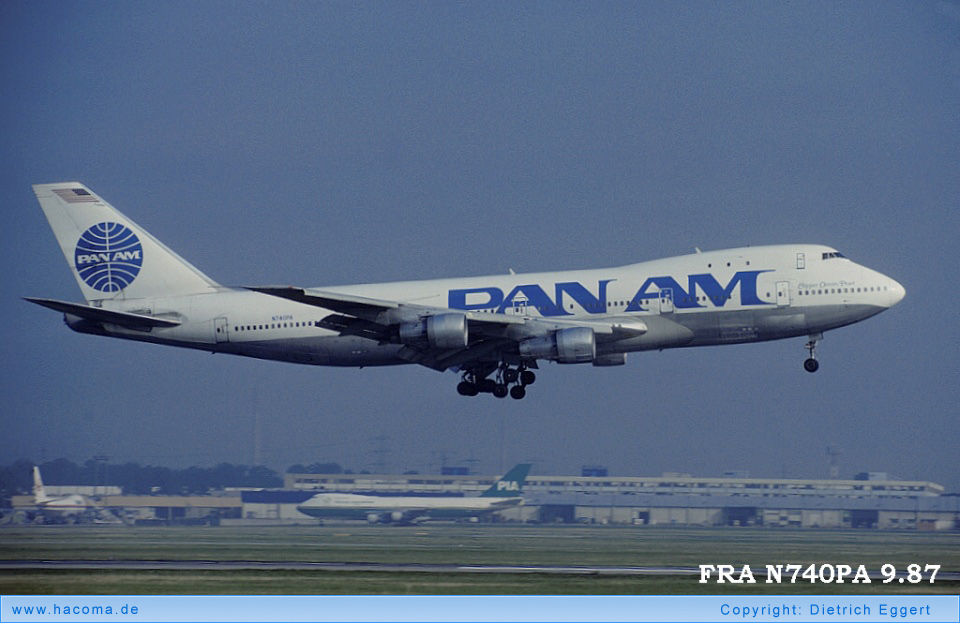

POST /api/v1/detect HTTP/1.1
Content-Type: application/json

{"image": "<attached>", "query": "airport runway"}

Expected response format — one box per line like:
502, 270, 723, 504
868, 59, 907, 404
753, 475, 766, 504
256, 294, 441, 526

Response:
0, 560, 701, 576
3, 560, 958, 581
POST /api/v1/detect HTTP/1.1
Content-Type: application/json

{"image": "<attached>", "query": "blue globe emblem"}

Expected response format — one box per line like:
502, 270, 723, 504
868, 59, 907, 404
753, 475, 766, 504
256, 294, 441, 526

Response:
74, 223, 143, 292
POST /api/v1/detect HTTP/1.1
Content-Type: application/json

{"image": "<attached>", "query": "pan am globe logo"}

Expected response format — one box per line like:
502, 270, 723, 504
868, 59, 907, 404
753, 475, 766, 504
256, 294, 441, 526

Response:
74, 222, 143, 292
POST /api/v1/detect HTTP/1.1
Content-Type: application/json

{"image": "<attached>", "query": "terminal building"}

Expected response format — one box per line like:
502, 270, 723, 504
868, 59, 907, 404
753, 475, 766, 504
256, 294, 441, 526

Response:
11, 471, 958, 530
262, 470, 958, 530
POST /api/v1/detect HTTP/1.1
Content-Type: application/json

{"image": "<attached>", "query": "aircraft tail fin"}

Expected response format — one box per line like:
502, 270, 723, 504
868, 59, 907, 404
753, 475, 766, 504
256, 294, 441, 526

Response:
480, 464, 531, 498
33, 466, 50, 504
33, 183, 219, 302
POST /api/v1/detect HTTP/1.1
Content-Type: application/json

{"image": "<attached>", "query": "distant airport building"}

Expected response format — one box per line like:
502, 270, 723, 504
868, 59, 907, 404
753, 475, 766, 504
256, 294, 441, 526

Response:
10, 471, 958, 530
441, 466, 471, 476
581, 465, 608, 478
40, 485, 122, 496
279, 471, 958, 530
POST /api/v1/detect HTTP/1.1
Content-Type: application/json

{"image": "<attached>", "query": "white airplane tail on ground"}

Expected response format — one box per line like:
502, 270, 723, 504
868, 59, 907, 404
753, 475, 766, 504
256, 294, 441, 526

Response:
32, 466, 91, 512
32, 466, 50, 505
28, 466, 120, 524
33, 183, 219, 302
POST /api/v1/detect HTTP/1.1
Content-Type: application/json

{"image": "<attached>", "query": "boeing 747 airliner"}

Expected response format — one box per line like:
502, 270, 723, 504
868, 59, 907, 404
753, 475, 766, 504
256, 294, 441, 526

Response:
297, 463, 531, 524
27, 183, 905, 399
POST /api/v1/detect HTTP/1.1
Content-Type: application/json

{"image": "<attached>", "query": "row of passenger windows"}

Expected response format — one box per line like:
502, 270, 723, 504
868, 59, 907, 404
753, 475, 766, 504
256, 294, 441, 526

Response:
798, 286, 888, 296
233, 321, 319, 332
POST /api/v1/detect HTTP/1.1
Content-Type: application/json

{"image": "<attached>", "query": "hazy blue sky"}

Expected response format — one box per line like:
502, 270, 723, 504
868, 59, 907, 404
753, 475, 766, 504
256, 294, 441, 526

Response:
2, 2, 958, 489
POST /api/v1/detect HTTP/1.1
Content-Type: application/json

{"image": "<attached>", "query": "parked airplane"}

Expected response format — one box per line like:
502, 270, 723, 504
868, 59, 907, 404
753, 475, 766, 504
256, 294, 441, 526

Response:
27, 183, 905, 399
30, 466, 98, 521
296, 464, 532, 524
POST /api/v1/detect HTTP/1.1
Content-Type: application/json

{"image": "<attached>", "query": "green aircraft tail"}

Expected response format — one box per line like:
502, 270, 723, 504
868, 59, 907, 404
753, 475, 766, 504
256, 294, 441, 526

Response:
480, 464, 532, 497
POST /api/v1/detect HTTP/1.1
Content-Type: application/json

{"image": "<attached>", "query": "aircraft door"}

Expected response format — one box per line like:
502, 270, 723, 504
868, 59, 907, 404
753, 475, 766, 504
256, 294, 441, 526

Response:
214, 317, 230, 343
659, 288, 675, 314
507, 294, 529, 316
776, 282, 790, 308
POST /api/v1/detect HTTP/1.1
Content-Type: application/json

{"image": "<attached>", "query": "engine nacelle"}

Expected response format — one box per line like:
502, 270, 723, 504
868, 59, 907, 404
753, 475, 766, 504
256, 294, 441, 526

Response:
367, 512, 383, 524
398, 313, 468, 349
592, 353, 626, 366
519, 327, 596, 363
390, 511, 406, 523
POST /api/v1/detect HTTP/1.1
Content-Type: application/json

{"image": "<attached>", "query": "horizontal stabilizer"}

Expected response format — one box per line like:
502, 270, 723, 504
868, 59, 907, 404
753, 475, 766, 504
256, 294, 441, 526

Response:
23, 297, 181, 329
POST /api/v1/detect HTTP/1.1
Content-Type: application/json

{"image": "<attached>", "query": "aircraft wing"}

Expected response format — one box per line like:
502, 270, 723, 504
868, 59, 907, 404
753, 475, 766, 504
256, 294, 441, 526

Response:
249, 286, 647, 371
247, 287, 400, 321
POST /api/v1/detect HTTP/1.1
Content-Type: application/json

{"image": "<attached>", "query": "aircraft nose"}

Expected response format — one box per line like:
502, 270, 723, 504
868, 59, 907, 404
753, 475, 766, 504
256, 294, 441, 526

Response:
888, 278, 906, 307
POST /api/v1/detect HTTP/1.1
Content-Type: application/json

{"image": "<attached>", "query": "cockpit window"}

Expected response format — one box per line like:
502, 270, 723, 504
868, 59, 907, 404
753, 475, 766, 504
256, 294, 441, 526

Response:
822, 252, 846, 260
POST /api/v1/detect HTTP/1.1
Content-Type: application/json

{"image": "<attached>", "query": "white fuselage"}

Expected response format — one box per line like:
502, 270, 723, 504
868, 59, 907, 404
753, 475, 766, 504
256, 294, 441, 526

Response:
74, 244, 904, 369
36, 496, 93, 513
296, 492, 522, 521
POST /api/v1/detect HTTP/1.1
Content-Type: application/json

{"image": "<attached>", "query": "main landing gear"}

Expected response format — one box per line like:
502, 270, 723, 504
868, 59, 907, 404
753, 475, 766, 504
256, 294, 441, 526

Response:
457, 364, 536, 399
803, 333, 822, 373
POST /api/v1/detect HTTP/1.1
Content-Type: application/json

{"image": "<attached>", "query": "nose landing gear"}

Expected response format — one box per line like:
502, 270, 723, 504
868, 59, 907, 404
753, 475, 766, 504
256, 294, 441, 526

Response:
803, 333, 822, 373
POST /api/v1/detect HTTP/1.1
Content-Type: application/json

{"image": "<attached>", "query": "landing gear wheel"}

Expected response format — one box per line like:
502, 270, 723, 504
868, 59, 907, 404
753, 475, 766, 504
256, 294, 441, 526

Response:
803, 333, 822, 374
457, 381, 479, 396
459, 364, 535, 398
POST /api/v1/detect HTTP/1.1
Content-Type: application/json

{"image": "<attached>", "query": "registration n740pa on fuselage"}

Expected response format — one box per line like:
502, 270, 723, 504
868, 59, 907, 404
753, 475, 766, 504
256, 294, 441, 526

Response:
27, 183, 905, 399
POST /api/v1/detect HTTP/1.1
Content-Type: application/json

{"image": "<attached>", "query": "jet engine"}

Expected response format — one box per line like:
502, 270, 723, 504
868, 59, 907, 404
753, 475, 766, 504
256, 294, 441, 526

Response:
592, 353, 626, 366
519, 327, 596, 363
366, 512, 382, 524
399, 313, 468, 349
